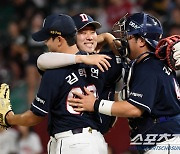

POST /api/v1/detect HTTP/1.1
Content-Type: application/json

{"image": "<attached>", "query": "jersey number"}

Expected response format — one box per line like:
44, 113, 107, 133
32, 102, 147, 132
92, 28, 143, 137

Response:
66, 85, 97, 114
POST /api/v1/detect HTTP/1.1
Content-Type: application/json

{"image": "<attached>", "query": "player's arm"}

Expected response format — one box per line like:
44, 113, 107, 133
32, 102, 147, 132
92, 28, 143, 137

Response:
6, 110, 44, 126
37, 52, 111, 72
68, 87, 143, 117
37, 52, 76, 71
96, 33, 121, 55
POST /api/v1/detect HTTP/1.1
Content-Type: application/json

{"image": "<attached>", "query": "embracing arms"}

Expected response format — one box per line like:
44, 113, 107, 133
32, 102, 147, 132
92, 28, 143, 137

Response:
68, 87, 143, 118
37, 33, 120, 72
37, 52, 112, 72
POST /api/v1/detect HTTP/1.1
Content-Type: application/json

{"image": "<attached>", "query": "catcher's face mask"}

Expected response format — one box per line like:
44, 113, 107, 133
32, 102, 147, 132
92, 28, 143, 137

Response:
112, 13, 130, 58
112, 12, 163, 59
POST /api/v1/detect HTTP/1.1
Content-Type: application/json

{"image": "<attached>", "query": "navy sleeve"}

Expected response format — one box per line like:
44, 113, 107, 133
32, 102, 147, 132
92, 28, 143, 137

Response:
127, 65, 158, 113
37, 67, 44, 76
30, 69, 65, 116
101, 52, 122, 85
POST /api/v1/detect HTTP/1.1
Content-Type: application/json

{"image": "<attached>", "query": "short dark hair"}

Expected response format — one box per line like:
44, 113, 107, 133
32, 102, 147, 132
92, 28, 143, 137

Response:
51, 34, 76, 46
63, 34, 76, 46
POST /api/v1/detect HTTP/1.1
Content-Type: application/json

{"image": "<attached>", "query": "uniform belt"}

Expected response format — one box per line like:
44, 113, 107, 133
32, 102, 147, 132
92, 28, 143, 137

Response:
54, 127, 97, 139
154, 113, 180, 123
72, 128, 88, 134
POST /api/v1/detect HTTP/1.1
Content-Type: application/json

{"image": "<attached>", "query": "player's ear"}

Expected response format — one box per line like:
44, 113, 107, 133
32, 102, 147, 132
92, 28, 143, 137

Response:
138, 37, 146, 47
58, 36, 66, 43
57, 36, 62, 47
57, 36, 62, 42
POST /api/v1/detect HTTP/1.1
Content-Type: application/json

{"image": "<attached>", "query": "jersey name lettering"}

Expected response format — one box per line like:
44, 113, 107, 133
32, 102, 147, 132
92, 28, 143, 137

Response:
78, 68, 87, 77
65, 73, 78, 85
91, 68, 99, 78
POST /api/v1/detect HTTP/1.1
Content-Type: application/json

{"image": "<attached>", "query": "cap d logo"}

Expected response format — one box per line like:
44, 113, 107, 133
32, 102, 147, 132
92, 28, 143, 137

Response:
129, 21, 140, 29
79, 14, 88, 22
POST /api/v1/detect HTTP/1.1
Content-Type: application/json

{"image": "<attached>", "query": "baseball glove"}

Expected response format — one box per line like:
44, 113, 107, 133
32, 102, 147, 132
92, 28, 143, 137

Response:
155, 35, 180, 71
0, 83, 12, 129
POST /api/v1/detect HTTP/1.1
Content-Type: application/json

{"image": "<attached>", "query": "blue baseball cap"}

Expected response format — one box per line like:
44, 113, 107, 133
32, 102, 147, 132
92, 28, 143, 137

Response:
72, 13, 101, 31
32, 14, 77, 42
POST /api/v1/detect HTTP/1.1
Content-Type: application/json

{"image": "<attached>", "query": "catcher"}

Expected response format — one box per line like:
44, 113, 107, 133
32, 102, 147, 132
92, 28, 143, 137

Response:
68, 12, 180, 154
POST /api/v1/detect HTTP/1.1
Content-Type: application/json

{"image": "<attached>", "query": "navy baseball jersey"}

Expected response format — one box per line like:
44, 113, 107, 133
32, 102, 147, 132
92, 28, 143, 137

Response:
96, 82, 117, 134
127, 54, 180, 137
30, 51, 122, 136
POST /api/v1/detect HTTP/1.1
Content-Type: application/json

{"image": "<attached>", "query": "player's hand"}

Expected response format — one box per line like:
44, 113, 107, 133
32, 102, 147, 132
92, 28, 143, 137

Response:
76, 54, 111, 72
68, 87, 96, 112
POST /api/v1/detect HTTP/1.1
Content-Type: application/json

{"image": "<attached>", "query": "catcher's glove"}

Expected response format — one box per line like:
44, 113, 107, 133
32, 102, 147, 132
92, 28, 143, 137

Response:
0, 83, 12, 129
155, 35, 180, 71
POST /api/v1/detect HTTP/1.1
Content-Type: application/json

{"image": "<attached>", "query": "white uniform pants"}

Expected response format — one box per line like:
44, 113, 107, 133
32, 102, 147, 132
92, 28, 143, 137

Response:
145, 136, 180, 154
47, 127, 108, 154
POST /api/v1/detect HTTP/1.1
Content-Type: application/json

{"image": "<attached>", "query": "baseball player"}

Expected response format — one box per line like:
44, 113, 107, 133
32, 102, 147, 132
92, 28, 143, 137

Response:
36, 13, 122, 134
68, 12, 180, 154
5, 13, 122, 154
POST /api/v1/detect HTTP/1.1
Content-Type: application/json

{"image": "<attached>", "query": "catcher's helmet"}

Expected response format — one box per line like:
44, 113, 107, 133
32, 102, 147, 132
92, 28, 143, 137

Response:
112, 12, 163, 57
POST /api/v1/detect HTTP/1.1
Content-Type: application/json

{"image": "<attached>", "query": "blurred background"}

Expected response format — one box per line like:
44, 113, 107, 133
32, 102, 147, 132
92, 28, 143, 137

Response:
0, 0, 179, 154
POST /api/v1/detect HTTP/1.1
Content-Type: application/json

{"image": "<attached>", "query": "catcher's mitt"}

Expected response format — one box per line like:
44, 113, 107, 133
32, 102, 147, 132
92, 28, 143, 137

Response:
0, 83, 12, 129
155, 35, 180, 71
